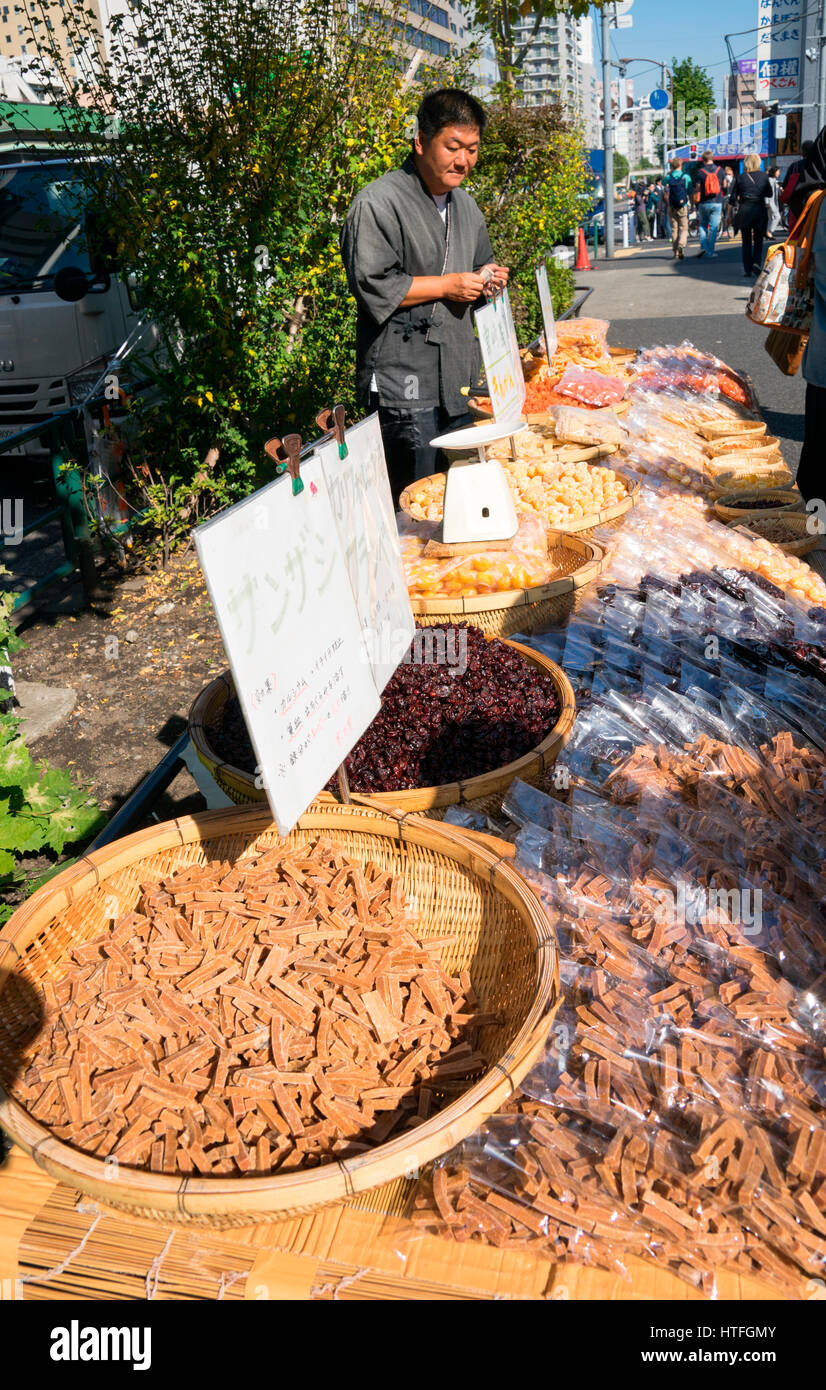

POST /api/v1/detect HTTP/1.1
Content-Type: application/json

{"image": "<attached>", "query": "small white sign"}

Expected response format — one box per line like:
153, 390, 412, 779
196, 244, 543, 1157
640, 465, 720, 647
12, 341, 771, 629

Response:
193, 455, 381, 836
315, 413, 415, 692
475, 286, 526, 423
535, 262, 558, 359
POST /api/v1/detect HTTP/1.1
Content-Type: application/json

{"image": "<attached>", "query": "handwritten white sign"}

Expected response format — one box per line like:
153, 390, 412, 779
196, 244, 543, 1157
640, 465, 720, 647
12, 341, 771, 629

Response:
193, 455, 381, 836
475, 286, 526, 423
535, 262, 558, 358
315, 413, 415, 692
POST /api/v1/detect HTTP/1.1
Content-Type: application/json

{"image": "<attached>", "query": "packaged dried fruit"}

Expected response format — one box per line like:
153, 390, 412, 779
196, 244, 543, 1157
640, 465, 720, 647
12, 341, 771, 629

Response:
398, 513, 554, 598
553, 364, 626, 408
550, 405, 626, 448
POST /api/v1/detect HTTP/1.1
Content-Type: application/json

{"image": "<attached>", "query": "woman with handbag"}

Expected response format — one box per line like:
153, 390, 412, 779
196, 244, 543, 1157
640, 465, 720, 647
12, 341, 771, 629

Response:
734, 154, 772, 277
789, 129, 826, 501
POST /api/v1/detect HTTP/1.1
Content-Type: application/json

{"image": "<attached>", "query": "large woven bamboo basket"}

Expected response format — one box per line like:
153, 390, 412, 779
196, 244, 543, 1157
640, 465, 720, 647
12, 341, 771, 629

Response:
726, 511, 824, 557
0, 805, 558, 1226
698, 418, 767, 442
709, 462, 795, 496
713, 489, 805, 524
189, 639, 577, 817
703, 434, 781, 462
407, 533, 607, 636
400, 470, 639, 543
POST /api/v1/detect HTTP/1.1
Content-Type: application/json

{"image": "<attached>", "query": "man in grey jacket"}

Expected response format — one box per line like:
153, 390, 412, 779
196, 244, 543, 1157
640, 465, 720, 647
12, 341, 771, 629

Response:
341, 88, 508, 504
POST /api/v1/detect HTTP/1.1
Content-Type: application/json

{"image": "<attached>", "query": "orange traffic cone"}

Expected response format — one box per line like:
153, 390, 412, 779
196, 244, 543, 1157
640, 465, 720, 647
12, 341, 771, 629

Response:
575, 226, 591, 271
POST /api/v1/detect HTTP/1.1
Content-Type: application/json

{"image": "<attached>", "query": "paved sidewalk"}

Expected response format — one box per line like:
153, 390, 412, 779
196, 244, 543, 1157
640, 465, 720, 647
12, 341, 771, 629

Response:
576, 235, 806, 471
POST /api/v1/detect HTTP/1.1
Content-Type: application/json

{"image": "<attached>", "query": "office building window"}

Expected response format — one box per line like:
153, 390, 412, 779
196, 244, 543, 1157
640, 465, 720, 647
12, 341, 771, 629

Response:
408, 0, 449, 28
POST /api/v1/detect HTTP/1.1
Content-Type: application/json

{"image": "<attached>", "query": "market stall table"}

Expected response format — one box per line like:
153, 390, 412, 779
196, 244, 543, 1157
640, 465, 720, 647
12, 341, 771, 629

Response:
0, 1146, 793, 1300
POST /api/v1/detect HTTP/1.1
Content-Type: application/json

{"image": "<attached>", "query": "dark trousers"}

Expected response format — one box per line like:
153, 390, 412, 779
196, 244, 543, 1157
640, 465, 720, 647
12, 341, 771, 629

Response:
797, 381, 826, 503
369, 395, 474, 508
741, 219, 766, 274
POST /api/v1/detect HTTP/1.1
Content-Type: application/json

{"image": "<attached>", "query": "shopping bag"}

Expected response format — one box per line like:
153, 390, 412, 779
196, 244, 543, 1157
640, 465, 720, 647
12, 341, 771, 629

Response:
764, 324, 807, 376
746, 190, 824, 333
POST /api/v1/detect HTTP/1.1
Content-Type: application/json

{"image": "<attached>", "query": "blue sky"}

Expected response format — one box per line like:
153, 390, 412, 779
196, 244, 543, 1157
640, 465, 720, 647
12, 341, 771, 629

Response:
601, 0, 763, 103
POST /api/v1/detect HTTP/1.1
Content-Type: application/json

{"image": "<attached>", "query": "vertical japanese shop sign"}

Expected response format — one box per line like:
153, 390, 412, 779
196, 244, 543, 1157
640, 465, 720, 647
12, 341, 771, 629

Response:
756, 0, 802, 99
194, 456, 381, 836
535, 262, 558, 358
315, 413, 415, 693
475, 287, 527, 423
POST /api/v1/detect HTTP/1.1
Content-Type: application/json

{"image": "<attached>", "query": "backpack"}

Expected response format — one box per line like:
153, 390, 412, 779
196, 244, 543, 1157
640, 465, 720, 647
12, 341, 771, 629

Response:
698, 166, 721, 199
668, 175, 689, 209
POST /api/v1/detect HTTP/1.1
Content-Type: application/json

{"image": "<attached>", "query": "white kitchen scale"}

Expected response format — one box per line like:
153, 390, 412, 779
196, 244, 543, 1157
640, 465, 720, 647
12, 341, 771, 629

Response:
429, 419, 525, 547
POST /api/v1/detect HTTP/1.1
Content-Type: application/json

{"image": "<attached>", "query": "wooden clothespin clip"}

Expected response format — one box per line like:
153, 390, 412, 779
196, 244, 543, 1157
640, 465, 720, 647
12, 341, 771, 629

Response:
315, 403, 348, 460
264, 432, 304, 496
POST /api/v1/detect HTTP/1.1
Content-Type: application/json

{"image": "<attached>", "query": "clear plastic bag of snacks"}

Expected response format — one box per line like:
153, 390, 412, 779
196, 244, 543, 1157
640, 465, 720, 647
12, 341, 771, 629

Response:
552, 364, 626, 408
397, 512, 553, 597
550, 405, 626, 448
554, 317, 610, 350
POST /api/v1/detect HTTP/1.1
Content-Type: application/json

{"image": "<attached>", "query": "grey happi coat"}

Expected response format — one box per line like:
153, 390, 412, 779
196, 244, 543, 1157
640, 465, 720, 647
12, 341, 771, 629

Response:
341, 154, 495, 415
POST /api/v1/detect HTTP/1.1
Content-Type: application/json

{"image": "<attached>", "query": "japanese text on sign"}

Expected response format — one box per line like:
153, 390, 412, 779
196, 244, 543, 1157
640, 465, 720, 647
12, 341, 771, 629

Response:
315, 413, 414, 693
193, 455, 381, 836
475, 287, 526, 424
756, 0, 801, 93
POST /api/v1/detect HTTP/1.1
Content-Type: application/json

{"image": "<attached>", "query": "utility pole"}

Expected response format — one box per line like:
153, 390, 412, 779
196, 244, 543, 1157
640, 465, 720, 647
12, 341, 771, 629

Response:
602, 5, 615, 259
661, 60, 669, 171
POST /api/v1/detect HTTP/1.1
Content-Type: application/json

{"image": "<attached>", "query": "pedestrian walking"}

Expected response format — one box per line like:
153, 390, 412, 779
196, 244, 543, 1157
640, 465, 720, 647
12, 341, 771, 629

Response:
733, 155, 771, 277
693, 151, 723, 258
780, 141, 814, 211
766, 165, 782, 237
720, 165, 736, 237
634, 182, 650, 241
652, 179, 669, 238
788, 130, 826, 502
663, 156, 692, 260
341, 87, 507, 505
645, 180, 658, 236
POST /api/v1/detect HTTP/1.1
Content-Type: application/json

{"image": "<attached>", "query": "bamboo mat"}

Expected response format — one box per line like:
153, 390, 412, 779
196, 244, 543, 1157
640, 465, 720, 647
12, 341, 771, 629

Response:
0, 1145, 793, 1300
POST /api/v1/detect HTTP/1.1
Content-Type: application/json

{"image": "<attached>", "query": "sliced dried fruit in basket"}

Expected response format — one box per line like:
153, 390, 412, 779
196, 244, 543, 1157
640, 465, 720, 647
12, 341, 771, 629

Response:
12, 839, 493, 1176
399, 514, 554, 598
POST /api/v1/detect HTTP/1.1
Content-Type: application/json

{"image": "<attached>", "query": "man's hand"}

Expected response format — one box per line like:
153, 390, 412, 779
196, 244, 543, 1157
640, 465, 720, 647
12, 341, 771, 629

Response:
442, 271, 488, 302
479, 263, 510, 297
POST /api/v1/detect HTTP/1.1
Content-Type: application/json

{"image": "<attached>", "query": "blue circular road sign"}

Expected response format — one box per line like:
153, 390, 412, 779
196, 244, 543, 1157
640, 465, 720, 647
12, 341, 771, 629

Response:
649, 87, 669, 110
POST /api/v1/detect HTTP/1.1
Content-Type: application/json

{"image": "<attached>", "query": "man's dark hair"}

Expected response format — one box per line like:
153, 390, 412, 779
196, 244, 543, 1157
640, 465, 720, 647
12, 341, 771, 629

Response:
416, 88, 487, 141
769, 165, 780, 176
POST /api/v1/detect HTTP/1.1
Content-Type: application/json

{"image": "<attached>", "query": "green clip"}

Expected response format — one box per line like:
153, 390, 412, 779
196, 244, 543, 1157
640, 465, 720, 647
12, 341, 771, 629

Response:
338, 440, 348, 460
291, 476, 304, 496
275, 461, 286, 475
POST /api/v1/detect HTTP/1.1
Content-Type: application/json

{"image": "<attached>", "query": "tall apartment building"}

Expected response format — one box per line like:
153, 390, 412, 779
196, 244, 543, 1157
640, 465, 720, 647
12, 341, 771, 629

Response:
514, 11, 601, 143
370, 0, 473, 73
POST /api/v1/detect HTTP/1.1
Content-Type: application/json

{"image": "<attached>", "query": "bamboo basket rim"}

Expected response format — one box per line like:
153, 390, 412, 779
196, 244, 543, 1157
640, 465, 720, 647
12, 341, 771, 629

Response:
726, 512, 824, 556
0, 805, 558, 1221
698, 419, 767, 441
405, 532, 607, 611
710, 466, 795, 496
400, 470, 640, 537
713, 489, 805, 523
188, 638, 577, 813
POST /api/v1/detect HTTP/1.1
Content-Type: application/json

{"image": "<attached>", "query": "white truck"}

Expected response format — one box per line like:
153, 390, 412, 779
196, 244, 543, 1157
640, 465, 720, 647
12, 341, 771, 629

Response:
0, 121, 150, 454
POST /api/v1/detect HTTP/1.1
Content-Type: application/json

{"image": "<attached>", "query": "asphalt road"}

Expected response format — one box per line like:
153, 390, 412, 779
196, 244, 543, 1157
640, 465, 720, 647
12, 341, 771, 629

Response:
575, 234, 806, 472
